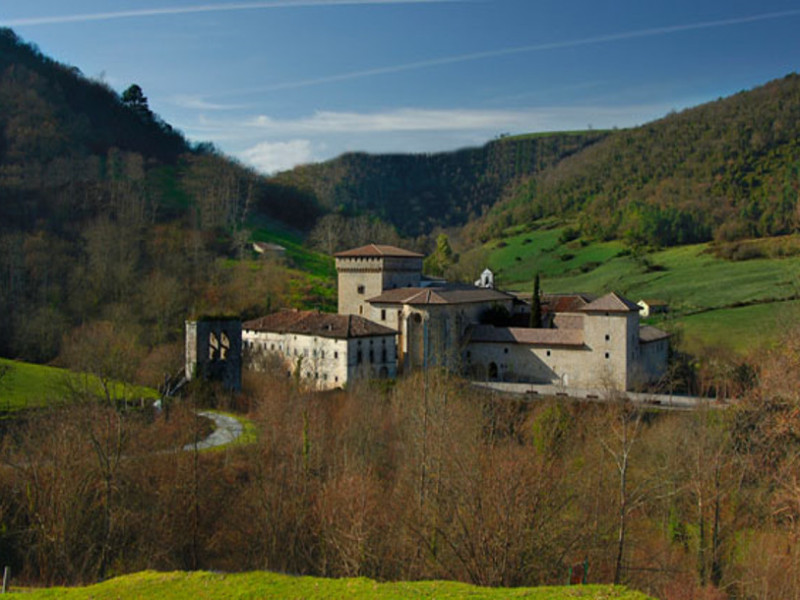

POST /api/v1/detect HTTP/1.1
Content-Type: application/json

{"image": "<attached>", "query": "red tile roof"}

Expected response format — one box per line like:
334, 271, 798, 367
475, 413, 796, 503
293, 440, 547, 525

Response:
334, 244, 424, 258
243, 310, 396, 339
542, 293, 596, 313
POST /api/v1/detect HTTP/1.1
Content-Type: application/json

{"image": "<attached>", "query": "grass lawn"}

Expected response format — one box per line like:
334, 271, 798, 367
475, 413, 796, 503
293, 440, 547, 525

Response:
481, 223, 800, 354
13, 570, 653, 599
0, 358, 158, 413
668, 299, 800, 356
249, 217, 335, 280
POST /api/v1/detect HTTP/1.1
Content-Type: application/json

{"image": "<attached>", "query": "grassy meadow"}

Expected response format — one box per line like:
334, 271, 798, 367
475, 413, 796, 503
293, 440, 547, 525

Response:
0, 358, 158, 413
249, 217, 336, 310
13, 570, 653, 599
479, 224, 800, 355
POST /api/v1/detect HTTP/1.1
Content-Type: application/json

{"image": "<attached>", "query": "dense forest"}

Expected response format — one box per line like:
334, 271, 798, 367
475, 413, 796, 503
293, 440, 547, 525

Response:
272, 131, 607, 237
0, 28, 320, 365
469, 74, 800, 246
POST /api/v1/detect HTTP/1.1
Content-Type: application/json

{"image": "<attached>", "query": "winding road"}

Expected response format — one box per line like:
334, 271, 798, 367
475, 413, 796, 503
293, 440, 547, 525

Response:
183, 411, 244, 451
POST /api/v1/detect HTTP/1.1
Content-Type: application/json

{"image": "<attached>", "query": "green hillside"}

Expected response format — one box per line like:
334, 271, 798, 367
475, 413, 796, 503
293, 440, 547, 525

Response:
271, 131, 608, 237
473, 223, 800, 354
0, 357, 158, 412
471, 73, 800, 246
14, 570, 652, 599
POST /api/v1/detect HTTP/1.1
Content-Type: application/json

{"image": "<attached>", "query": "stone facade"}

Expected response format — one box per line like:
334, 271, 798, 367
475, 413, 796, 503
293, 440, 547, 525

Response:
334, 246, 670, 392
335, 244, 424, 317
242, 310, 397, 390
185, 318, 242, 392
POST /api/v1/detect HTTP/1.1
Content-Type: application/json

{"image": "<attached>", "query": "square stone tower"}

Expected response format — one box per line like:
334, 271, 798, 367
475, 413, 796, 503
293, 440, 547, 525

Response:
185, 318, 242, 392
334, 244, 424, 317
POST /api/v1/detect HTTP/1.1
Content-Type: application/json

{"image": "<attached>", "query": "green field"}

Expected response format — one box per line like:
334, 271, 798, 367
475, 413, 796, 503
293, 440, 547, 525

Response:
480, 224, 800, 354
0, 358, 158, 412
12, 570, 653, 599
249, 217, 336, 310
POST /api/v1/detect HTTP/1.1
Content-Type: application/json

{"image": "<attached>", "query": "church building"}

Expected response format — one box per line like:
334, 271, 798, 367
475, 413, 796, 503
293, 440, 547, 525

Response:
239, 242, 669, 391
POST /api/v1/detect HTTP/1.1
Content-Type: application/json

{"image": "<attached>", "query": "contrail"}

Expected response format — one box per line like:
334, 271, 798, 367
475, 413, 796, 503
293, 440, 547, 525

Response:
216, 8, 800, 95
2, 0, 464, 27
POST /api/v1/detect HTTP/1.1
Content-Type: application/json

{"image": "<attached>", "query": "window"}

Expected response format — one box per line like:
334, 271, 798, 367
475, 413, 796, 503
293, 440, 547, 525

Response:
504, 347, 509, 354
334, 351, 339, 359
381, 348, 387, 362
359, 305, 363, 315
381, 309, 386, 321
357, 285, 365, 294
369, 349, 374, 363
357, 350, 363, 364
605, 352, 610, 359
605, 334, 610, 341
546, 350, 551, 357
321, 350, 325, 359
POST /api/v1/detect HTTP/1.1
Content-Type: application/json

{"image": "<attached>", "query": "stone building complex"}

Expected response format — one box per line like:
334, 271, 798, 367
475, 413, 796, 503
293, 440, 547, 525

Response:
236, 243, 669, 391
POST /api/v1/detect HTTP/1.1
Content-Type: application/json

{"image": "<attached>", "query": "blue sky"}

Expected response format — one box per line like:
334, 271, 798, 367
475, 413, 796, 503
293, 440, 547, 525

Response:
3, 1, 799, 173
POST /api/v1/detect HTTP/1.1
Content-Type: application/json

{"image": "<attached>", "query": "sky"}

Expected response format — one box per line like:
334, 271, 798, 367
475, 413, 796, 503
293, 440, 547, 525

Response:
2, 1, 799, 174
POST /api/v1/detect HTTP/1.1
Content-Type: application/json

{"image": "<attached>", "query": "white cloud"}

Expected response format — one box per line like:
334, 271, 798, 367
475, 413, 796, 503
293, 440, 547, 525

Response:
247, 105, 671, 135
238, 139, 316, 174
169, 95, 248, 111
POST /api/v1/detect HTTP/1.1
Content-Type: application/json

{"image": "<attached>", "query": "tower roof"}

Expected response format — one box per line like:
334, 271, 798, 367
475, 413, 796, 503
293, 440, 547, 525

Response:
580, 292, 640, 313
334, 244, 424, 258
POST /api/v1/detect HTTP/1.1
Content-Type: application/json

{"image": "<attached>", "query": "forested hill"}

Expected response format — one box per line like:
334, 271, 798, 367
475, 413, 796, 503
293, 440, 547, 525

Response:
469, 73, 800, 246
270, 131, 607, 237
0, 28, 320, 363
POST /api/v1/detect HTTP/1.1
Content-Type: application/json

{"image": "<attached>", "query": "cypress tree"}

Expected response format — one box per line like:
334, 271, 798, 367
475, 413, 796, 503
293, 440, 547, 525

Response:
530, 273, 542, 328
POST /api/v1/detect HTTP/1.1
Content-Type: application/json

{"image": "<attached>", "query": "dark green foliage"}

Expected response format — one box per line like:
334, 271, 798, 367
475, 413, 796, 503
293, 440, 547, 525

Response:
0, 29, 319, 361
530, 273, 542, 328
475, 73, 800, 247
271, 132, 607, 237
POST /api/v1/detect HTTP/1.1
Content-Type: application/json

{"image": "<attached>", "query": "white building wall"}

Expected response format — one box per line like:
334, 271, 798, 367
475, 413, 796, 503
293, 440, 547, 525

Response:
466, 342, 590, 385
243, 329, 396, 389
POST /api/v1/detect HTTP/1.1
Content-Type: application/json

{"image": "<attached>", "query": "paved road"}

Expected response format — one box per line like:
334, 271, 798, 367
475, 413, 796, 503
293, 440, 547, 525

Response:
472, 381, 727, 410
183, 411, 244, 451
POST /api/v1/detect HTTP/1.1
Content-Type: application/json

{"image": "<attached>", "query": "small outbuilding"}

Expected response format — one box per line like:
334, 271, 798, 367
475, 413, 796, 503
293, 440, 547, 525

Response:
637, 299, 669, 317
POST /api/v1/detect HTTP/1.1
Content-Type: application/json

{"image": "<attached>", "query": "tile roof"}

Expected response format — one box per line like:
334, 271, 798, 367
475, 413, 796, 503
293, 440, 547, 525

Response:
368, 286, 514, 305
580, 292, 640, 313
334, 244, 424, 258
542, 293, 596, 313
639, 325, 671, 343
467, 325, 585, 347
243, 310, 396, 339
